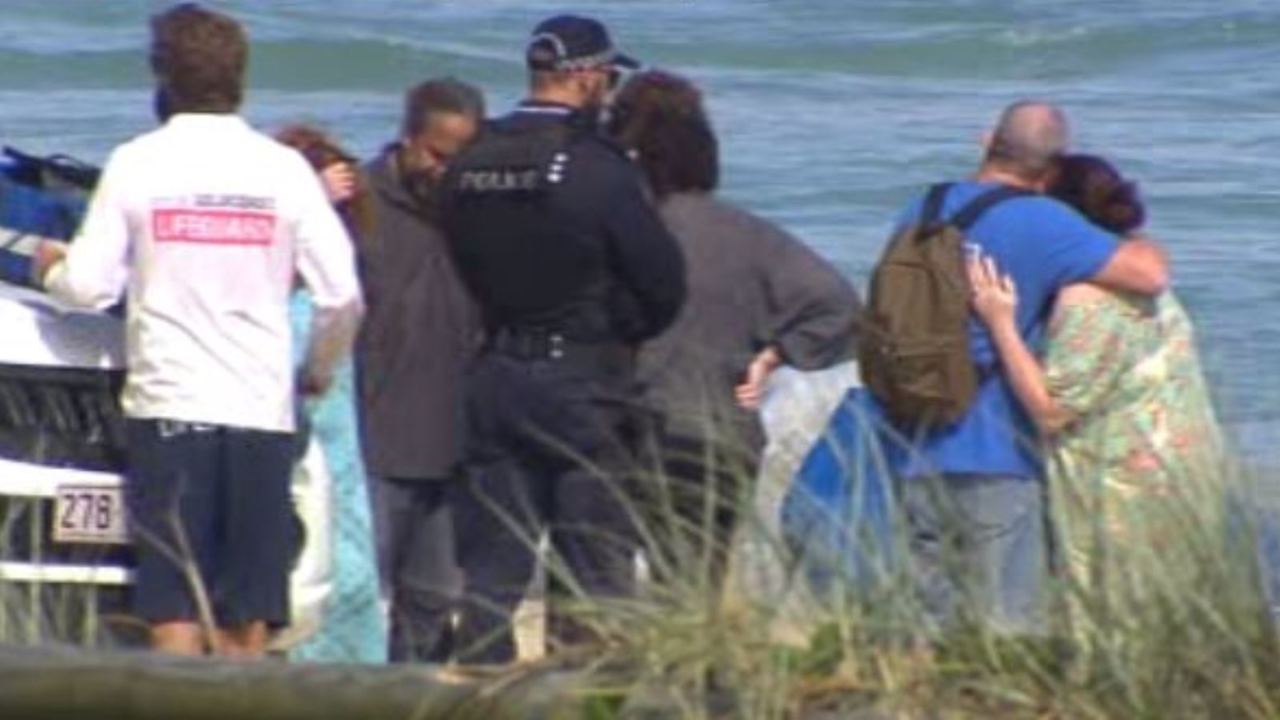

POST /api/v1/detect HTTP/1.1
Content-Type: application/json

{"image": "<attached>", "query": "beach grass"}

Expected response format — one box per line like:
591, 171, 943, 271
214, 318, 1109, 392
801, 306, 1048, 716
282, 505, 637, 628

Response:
4, 378, 1280, 719
522, 373, 1280, 719
2, 470, 1277, 719
570, 490, 1272, 717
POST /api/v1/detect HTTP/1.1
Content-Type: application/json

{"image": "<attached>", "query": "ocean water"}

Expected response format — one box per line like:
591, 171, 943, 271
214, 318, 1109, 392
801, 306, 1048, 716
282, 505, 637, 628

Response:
3, 0, 1278, 459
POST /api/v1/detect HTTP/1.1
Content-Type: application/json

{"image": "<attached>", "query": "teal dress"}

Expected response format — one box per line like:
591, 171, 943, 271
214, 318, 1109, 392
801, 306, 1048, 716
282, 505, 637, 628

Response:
289, 292, 387, 663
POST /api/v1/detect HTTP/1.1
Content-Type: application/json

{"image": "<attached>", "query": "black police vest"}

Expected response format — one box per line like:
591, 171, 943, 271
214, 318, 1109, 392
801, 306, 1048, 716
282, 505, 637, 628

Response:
441, 119, 615, 339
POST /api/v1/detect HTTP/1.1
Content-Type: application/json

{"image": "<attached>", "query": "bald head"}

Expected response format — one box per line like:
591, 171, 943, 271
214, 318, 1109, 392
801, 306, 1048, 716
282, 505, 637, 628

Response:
985, 101, 1069, 182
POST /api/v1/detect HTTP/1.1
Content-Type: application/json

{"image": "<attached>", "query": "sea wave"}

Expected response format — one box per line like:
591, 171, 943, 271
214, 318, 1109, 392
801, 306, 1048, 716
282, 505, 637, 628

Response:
0, 36, 515, 93
649, 10, 1280, 83
7, 3, 1279, 89
2, 0, 1276, 424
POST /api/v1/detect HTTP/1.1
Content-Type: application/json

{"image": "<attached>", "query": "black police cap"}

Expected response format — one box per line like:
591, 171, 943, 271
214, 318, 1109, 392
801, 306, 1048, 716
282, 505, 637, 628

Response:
525, 15, 640, 72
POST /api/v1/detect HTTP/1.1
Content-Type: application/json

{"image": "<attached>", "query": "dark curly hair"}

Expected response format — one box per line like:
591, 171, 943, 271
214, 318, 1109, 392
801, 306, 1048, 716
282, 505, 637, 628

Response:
150, 3, 247, 115
1049, 153, 1145, 235
607, 70, 718, 200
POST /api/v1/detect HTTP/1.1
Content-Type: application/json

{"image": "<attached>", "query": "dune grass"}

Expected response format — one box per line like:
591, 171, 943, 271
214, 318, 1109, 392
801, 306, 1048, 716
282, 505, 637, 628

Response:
508, 370, 1280, 719
4, 374, 1280, 720
525, 491, 1269, 718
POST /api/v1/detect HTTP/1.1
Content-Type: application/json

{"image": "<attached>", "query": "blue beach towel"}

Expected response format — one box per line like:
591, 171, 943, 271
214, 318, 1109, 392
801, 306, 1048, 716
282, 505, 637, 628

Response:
289, 293, 388, 663
780, 387, 898, 592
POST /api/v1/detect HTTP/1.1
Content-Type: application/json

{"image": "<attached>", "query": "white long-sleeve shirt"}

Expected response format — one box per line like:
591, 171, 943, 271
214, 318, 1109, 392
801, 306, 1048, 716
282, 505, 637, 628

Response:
44, 113, 363, 432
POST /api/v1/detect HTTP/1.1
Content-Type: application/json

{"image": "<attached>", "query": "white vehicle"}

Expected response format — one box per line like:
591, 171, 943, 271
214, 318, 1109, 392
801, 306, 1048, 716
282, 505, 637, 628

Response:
0, 153, 331, 649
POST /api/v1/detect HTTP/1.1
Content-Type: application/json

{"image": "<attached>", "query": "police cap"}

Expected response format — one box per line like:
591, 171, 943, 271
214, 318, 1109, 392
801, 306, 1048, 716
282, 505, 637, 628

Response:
526, 15, 640, 73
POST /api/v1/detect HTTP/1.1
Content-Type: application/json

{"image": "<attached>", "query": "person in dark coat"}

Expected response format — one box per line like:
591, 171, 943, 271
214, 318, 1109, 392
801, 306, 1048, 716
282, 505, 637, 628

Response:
439, 16, 686, 664
608, 69, 862, 588
355, 78, 484, 662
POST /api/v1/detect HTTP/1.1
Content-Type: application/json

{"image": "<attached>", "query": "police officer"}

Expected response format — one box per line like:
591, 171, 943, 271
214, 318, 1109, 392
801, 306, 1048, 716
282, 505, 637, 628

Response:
440, 15, 686, 663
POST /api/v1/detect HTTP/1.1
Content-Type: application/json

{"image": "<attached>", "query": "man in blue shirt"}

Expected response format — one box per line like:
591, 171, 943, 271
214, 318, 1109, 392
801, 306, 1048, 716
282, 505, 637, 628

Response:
888, 101, 1169, 634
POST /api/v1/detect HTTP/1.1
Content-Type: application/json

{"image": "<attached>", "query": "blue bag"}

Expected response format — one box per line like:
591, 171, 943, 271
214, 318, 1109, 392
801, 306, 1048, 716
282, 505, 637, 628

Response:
780, 386, 898, 591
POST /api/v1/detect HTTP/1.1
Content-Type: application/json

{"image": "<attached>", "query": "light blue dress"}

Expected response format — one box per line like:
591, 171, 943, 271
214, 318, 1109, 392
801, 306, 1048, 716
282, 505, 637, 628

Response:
289, 292, 387, 663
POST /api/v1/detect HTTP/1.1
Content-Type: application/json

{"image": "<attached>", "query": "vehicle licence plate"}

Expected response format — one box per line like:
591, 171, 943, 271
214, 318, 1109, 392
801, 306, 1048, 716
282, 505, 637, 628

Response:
53, 485, 129, 545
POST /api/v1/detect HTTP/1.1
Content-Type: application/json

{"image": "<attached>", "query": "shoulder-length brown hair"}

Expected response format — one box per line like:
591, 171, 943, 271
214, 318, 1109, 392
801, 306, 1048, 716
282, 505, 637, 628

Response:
276, 124, 376, 240
608, 70, 719, 201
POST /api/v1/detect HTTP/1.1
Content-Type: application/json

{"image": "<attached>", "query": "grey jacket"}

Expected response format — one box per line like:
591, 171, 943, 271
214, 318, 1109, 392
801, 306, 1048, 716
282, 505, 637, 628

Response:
639, 192, 861, 456
355, 148, 480, 480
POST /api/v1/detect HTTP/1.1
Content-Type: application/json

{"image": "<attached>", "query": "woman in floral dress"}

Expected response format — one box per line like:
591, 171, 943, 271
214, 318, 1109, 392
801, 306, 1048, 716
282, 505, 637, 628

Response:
968, 154, 1225, 629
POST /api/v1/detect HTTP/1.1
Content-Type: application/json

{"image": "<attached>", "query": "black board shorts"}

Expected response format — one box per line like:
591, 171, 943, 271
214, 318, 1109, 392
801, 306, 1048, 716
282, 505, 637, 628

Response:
124, 418, 295, 629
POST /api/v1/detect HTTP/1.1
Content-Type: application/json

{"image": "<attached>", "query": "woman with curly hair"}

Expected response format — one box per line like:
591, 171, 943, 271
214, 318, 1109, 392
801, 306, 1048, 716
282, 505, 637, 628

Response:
608, 70, 861, 589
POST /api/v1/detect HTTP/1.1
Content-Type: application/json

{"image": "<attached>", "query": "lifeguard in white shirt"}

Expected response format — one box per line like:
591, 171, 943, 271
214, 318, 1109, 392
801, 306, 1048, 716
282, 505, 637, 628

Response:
40, 112, 363, 433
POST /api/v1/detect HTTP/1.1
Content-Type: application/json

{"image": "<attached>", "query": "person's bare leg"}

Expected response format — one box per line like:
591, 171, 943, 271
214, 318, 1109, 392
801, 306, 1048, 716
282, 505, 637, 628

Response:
150, 621, 206, 656
215, 622, 270, 660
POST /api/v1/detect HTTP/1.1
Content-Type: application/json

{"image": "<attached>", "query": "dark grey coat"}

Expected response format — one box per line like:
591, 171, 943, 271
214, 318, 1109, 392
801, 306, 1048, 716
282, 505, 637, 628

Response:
639, 192, 861, 456
355, 149, 480, 480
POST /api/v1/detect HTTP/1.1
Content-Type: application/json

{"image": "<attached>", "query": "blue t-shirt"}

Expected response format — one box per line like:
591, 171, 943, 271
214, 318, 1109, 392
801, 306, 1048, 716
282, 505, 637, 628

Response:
886, 181, 1118, 480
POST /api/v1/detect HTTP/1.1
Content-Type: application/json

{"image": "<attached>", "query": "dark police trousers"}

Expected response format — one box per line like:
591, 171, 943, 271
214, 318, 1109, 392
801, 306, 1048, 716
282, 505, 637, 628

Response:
452, 334, 641, 663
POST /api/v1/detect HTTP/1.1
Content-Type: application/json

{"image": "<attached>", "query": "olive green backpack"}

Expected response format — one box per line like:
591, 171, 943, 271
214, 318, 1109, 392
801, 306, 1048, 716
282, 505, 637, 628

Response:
858, 182, 1028, 428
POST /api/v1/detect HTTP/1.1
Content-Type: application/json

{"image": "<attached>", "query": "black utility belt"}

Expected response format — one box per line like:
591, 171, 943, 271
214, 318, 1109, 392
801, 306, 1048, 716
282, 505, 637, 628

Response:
486, 328, 626, 362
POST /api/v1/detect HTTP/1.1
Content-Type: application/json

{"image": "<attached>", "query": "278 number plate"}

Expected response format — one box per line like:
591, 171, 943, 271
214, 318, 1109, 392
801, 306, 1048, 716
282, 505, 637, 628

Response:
53, 485, 129, 545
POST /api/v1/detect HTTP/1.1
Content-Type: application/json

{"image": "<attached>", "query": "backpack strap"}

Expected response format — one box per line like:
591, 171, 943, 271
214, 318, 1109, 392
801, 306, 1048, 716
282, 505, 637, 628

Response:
921, 183, 953, 224
913, 182, 953, 242
950, 185, 1032, 231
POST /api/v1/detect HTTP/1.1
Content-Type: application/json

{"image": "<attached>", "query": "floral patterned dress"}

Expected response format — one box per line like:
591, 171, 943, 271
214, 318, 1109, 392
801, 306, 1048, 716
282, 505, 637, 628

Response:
1043, 289, 1225, 620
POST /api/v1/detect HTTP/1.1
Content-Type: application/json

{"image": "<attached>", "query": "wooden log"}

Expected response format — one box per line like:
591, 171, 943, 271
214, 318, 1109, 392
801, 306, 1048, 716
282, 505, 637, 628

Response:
0, 644, 582, 720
